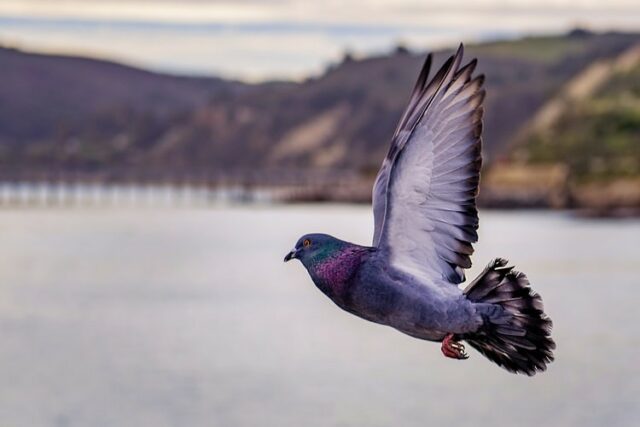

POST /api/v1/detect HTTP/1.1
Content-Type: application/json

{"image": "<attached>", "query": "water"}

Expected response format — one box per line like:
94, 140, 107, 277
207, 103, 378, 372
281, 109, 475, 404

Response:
0, 206, 638, 427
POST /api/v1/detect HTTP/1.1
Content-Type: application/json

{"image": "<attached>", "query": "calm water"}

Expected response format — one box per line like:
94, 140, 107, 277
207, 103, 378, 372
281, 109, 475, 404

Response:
0, 206, 638, 427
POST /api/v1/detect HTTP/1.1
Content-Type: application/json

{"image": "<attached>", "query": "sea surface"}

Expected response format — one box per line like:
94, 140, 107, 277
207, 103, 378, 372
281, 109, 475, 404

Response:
0, 206, 638, 427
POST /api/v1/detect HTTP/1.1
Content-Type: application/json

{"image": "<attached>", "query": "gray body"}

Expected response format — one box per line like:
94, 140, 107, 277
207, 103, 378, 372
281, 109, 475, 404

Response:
353, 252, 482, 340
315, 247, 484, 341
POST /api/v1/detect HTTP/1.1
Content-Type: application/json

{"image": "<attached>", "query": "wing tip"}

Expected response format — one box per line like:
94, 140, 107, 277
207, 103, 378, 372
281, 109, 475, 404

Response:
414, 53, 433, 91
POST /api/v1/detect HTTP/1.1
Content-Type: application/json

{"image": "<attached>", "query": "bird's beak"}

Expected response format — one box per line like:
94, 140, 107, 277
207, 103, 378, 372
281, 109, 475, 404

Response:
284, 248, 298, 262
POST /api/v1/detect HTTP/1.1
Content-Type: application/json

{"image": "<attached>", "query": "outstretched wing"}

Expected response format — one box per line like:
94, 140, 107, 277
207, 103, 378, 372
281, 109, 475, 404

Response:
371, 45, 485, 285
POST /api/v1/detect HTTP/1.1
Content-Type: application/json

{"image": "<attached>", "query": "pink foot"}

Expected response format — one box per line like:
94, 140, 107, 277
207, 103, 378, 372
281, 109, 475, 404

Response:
441, 334, 469, 360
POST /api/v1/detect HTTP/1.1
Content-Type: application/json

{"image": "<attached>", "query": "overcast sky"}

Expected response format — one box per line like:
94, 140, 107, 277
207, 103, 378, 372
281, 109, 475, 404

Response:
1, 1, 639, 80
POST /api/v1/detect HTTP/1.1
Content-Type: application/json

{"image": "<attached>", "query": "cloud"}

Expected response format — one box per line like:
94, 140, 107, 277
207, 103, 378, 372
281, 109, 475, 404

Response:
2, 1, 639, 24
1, 0, 639, 80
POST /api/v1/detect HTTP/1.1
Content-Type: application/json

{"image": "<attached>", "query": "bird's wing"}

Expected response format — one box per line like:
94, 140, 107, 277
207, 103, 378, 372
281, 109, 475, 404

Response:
372, 45, 484, 285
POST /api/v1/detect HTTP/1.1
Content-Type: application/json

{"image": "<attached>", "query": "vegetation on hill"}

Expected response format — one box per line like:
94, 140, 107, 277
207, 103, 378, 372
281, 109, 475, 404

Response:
517, 62, 640, 182
489, 46, 640, 213
473, 32, 591, 63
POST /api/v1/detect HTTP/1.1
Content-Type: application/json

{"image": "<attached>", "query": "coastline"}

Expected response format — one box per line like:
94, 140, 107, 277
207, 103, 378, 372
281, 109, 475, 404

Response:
0, 177, 637, 218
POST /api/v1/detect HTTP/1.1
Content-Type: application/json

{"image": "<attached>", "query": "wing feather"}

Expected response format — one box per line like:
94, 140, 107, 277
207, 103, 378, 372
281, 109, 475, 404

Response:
372, 44, 485, 285
372, 49, 460, 244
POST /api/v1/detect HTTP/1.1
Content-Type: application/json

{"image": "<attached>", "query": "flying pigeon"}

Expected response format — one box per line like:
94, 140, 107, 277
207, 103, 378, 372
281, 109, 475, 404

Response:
284, 45, 555, 375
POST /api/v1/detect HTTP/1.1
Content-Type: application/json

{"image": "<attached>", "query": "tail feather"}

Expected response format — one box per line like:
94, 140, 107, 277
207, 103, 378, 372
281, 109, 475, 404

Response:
463, 258, 555, 376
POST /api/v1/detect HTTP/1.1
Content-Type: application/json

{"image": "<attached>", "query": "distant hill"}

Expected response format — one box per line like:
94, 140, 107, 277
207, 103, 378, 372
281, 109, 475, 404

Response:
1, 30, 640, 185
0, 45, 247, 179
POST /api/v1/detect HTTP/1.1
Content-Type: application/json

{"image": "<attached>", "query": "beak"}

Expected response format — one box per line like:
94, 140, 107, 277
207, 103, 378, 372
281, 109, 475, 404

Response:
284, 248, 298, 262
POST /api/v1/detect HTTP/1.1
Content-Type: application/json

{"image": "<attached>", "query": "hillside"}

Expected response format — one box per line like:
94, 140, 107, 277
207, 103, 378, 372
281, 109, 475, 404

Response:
1, 30, 640, 187
484, 44, 640, 214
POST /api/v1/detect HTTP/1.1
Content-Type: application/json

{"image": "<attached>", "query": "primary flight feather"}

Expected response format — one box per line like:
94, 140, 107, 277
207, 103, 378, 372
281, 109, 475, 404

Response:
284, 44, 555, 376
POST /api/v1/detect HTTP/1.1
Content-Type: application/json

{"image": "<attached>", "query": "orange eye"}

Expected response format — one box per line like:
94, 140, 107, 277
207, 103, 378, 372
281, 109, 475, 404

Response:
303, 239, 311, 248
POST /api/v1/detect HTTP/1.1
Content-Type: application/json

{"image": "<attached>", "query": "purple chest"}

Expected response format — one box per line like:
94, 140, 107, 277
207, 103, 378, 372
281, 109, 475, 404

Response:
309, 249, 365, 295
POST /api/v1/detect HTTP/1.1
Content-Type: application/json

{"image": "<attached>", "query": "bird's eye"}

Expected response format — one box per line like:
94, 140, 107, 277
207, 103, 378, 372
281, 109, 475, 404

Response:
303, 239, 311, 248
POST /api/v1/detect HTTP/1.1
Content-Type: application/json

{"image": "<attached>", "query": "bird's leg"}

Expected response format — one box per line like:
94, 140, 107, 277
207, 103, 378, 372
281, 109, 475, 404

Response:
441, 334, 469, 360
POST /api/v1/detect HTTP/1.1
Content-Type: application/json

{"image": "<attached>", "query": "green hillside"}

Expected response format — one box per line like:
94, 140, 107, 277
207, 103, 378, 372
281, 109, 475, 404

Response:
489, 46, 640, 214
473, 33, 591, 63
518, 61, 640, 182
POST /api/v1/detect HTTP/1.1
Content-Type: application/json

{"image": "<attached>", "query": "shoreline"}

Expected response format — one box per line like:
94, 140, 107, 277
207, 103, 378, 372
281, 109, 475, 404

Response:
0, 180, 637, 218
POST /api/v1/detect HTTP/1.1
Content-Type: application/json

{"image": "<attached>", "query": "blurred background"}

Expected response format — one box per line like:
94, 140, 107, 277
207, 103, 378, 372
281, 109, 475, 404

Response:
1, 1, 639, 426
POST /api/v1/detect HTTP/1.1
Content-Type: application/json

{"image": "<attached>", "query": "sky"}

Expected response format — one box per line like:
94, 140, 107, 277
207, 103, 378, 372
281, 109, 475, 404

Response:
1, 1, 639, 81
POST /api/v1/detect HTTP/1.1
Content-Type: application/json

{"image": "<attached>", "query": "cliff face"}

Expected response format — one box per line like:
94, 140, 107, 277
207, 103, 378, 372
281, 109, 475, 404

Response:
1, 31, 639, 184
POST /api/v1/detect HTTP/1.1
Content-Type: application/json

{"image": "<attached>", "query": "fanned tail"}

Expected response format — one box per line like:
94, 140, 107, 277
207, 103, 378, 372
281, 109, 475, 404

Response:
463, 258, 555, 376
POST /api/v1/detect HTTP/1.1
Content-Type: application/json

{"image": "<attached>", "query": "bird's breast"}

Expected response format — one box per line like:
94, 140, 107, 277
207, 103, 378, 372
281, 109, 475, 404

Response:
308, 249, 369, 299
310, 259, 354, 296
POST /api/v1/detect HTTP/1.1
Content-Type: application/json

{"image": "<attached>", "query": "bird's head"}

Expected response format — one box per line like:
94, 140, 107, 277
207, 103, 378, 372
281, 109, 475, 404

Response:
283, 233, 345, 268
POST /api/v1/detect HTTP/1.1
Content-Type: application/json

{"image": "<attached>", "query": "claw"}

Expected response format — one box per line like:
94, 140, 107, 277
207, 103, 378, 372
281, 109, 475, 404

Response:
441, 334, 469, 360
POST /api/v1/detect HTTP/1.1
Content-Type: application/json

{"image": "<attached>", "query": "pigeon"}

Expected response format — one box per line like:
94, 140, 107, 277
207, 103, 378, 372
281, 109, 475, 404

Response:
284, 44, 555, 376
